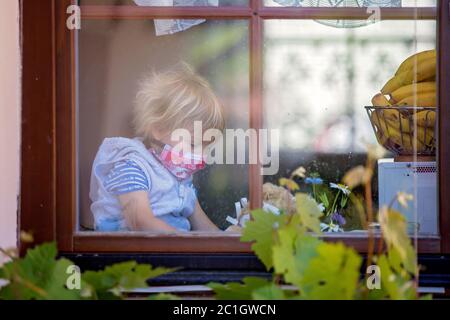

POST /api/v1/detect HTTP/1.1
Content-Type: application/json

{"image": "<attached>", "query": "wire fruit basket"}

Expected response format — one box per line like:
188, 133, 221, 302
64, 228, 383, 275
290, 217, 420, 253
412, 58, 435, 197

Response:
365, 106, 436, 156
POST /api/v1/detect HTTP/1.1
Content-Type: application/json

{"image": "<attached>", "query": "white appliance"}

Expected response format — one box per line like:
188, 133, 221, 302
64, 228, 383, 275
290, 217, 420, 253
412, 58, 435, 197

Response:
378, 159, 438, 235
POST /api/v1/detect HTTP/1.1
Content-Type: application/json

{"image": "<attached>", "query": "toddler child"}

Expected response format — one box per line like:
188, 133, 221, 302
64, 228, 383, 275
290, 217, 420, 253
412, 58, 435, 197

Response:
89, 63, 225, 232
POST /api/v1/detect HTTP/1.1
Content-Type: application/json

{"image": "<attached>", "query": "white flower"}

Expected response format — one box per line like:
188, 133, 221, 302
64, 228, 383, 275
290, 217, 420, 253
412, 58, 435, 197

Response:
330, 183, 351, 196
318, 203, 325, 212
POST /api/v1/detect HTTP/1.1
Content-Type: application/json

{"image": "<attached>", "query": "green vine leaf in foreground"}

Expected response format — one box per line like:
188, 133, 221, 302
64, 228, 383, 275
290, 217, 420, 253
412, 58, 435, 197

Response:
241, 209, 286, 270
0, 243, 80, 300
0, 242, 177, 300
208, 277, 297, 300
251, 282, 291, 300
208, 277, 273, 300
370, 254, 416, 300
241, 193, 323, 271
300, 242, 362, 300
295, 193, 323, 233
272, 220, 321, 287
379, 207, 417, 275
147, 293, 180, 300
210, 160, 423, 300
82, 261, 178, 300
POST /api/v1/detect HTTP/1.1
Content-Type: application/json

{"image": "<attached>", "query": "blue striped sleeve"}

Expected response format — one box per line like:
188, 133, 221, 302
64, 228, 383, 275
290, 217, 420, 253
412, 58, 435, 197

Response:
103, 160, 149, 195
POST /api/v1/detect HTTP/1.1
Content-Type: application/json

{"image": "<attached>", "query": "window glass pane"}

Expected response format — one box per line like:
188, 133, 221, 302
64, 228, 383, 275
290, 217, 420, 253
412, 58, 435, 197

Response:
264, 19, 438, 235
77, 19, 249, 232
263, 0, 436, 7
79, 0, 248, 6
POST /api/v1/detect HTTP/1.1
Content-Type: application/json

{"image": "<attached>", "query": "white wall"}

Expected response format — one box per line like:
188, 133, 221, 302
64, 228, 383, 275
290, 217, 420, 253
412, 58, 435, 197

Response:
0, 0, 20, 259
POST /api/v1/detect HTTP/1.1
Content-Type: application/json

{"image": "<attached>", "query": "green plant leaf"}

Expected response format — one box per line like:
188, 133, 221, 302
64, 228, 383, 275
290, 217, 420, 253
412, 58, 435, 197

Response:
208, 277, 272, 300
82, 261, 177, 300
148, 293, 180, 300
374, 254, 416, 300
273, 221, 320, 287
241, 209, 286, 270
340, 195, 348, 208
300, 242, 362, 300
272, 220, 299, 284
0, 243, 81, 300
251, 283, 287, 300
296, 193, 323, 233
379, 207, 417, 274
318, 193, 329, 208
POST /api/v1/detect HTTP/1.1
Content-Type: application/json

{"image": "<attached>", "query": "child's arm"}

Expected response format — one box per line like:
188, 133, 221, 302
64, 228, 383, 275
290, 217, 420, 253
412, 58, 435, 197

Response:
188, 200, 221, 232
118, 191, 178, 232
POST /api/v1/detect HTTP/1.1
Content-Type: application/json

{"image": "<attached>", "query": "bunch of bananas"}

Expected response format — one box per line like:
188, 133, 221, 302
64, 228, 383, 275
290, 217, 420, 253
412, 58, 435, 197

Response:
369, 49, 437, 155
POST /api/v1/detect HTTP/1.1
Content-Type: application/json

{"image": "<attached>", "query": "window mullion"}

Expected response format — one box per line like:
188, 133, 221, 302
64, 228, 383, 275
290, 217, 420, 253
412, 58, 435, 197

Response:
249, 3, 263, 210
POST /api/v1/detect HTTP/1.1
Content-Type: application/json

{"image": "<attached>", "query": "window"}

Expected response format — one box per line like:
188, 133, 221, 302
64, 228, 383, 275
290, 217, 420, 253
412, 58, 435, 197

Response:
20, 0, 450, 256
263, 19, 436, 233
77, 19, 250, 231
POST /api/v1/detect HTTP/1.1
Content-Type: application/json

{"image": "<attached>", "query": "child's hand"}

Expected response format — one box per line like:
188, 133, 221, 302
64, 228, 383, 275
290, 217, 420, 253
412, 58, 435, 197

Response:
224, 225, 242, 233
118, 191, 177, 232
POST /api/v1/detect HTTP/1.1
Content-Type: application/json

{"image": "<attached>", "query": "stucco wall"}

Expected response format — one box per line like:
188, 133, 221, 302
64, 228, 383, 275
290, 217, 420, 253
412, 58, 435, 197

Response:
0, 0, 20, 257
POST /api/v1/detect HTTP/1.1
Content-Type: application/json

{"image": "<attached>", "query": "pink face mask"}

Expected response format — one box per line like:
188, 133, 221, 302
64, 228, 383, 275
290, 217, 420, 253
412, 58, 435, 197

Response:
151, 143, 206, 180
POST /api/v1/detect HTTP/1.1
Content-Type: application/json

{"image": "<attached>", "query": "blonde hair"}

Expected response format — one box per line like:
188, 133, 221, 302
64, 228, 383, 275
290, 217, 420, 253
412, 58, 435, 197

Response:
133, 62, 225, 141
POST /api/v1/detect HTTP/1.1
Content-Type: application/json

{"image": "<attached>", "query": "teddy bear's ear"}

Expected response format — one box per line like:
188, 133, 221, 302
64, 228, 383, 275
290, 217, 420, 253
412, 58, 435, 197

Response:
263, 182, 296, 214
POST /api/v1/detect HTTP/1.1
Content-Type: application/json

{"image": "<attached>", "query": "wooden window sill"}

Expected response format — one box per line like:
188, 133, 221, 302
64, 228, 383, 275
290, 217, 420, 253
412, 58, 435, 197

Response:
72, 231, 440, 254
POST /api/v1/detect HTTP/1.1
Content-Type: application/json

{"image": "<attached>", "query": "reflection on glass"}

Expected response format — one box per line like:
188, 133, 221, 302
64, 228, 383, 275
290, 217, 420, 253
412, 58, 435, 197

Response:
79, 0, 247, 6
263, 0, 436, 7
78, 20, 249, 232
263, 19, 437, 234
